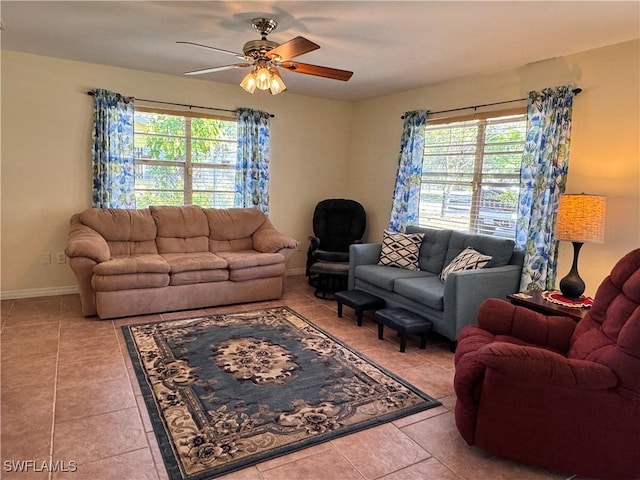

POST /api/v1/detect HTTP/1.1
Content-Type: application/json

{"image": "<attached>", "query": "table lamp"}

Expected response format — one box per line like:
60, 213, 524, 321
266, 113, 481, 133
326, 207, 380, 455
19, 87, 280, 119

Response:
555, 193, 606, 300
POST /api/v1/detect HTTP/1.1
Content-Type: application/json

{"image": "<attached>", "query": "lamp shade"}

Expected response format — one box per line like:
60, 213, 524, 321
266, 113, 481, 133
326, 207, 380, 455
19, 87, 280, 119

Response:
556, 194, 606, 244
269, 68, 286, 95
255, 67, 271, 90
240, 72, 257, 93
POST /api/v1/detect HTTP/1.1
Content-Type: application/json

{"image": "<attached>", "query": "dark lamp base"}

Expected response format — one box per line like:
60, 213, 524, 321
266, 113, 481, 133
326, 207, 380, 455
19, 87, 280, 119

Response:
559, 241, 585, 300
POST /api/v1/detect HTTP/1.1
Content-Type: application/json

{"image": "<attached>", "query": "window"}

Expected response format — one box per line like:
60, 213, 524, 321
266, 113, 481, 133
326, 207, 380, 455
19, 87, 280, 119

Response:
418, 112, 527, 239
133, 108, 237, 208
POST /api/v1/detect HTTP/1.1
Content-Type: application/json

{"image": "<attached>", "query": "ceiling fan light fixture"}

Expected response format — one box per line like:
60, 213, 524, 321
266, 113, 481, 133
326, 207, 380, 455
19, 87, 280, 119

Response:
181, 16, 353, 95
255, 66, 271, 90
269, 68, 286, 95
179, 17, 352, 95
240, 71, 257, 93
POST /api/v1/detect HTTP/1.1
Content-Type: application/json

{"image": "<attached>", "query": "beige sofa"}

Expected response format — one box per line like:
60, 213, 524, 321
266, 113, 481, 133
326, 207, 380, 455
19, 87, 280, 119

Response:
65, 206, 299, 319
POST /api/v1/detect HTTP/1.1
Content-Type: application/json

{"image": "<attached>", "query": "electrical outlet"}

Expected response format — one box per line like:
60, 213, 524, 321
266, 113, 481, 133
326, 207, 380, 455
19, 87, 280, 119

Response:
55, 251, 67, 264
40, 252, 51, 265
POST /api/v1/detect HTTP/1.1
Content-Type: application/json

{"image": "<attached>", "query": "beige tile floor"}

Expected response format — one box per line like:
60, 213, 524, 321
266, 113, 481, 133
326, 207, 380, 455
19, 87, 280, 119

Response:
1, 276, 583, 480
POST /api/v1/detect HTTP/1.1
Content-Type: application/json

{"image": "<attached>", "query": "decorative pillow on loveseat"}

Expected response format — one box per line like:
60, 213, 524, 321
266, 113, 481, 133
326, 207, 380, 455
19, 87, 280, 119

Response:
378, 230, 424, 271
440, 246, 492, 281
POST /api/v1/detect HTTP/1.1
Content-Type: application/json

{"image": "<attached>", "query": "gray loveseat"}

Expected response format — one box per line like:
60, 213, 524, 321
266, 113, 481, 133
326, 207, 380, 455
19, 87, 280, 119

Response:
348, 226, 524, 348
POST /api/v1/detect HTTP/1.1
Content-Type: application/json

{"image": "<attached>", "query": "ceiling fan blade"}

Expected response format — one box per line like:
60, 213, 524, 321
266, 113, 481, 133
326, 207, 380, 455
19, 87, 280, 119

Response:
184, 63, 251, 76
280, 61, 353, 81
177, 41, 246, 61
267, 36, 320, 60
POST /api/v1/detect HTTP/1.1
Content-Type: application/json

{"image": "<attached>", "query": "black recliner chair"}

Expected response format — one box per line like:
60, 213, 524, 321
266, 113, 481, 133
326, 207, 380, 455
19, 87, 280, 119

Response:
306, 199, 366, 298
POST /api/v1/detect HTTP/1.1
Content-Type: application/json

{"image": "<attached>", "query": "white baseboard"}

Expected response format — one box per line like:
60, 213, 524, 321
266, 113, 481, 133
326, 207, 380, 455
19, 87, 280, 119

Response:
1, 285, 79, 300
2, 271, 307, 301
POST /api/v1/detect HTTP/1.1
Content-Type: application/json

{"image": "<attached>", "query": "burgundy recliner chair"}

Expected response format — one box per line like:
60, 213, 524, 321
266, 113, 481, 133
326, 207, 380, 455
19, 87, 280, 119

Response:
454, 248, 640, 480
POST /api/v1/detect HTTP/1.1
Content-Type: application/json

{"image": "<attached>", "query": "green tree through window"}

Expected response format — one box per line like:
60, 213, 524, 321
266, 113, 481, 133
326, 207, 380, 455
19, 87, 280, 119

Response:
134, 108, 237, 208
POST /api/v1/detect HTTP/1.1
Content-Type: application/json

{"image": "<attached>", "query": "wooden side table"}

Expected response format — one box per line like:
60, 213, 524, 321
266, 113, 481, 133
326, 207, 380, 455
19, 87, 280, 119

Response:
507, 291, 589, 322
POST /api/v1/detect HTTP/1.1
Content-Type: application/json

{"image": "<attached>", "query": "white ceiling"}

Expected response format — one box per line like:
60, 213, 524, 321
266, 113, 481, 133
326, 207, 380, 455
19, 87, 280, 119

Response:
1, 1, 639, 102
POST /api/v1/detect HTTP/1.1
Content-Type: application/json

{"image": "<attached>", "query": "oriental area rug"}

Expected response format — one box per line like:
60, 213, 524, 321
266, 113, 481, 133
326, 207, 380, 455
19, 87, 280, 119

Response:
123, 306, 440, 480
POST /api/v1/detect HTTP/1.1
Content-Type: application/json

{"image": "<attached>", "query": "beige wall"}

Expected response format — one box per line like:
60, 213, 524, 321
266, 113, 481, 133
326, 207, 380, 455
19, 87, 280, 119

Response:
350, 40, 639, 297
0, 51, 353, 295
2, 40, 638, 298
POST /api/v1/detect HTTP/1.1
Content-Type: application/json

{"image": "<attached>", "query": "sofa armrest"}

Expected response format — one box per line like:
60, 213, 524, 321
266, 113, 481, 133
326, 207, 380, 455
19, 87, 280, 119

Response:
65, 217, 110, 263
252, 219, 299, 254
478, 342, 618, 390
477, 298, 577, 352
444, 264, 522, 340
348, 243, 382, 289
68, 257, 99, 316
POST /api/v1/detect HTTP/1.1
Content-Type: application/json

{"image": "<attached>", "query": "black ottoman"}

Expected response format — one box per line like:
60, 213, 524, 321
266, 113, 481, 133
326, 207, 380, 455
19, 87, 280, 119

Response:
375, 308, 433, 352
335, 290, 385, 327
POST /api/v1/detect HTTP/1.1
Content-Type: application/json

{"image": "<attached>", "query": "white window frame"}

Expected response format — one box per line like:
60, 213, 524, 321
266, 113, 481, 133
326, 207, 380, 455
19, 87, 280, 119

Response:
419, 109, 527, 239
133, 107, 237, 208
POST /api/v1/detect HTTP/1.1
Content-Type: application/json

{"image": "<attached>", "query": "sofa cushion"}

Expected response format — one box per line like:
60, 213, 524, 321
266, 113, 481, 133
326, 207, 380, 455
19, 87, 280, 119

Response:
393, 275, 445, 311
161, 252, 227, 273
92, 273, 169, 291
445, 231, 514, 268
79, 208, 157, 242
440, 247, 492, 282
216, 250, 284, 270
170, 269, 229, 286
150, 206, 210, 253
106, 241, 160, 256
229, 263, 286, 282
92, 254, 170, 275
209, 237, 254, 253
407, 226, 452, 274
355, 264, 431, 291
378, 230, 424, 271
79, 208, 158, 256
206, 208, 267, 252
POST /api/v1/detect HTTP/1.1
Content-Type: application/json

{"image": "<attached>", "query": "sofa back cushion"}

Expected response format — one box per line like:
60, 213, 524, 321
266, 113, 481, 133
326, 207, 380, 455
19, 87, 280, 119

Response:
444, 231, 515, 268
569, 248, 640, 399
205, 208, 267, 252
150, 206, 209, 253
407, 226, 452, 274
79, 208, 158, 256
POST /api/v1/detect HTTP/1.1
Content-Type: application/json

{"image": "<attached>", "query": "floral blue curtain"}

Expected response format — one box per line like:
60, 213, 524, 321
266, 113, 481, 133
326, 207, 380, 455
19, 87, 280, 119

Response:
234, 108, 271, 214
516, 86, 575, 292
91, 89, 136, 208
388, 110, 428, 232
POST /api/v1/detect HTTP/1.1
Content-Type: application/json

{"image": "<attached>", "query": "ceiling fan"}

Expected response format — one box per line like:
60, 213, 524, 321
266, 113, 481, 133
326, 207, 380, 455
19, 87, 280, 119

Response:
177, 17, 353, 95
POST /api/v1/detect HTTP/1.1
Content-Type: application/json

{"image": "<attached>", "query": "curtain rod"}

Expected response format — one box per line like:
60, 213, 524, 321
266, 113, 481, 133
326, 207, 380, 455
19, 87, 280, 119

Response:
86, 91, 275, 118
401, 87, 582, 119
